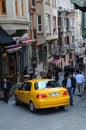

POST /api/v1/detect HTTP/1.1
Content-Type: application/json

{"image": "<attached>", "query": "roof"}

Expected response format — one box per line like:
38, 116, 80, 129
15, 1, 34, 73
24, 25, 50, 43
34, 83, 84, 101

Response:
0, 26, 16, 46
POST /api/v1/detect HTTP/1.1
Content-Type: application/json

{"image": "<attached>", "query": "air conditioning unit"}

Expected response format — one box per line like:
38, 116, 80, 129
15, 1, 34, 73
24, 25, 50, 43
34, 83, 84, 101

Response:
58, 7, 64, 12
64, 45, 70, 50
71, 9, 74, 12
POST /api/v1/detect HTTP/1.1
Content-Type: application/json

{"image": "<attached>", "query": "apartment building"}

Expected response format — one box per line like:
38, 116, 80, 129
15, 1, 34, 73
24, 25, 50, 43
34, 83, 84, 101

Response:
32, 0, 58, 71
74, 10, 84, 57
0, 0, 31, 83
58, 0, 75, 67
29, 0, 37, 70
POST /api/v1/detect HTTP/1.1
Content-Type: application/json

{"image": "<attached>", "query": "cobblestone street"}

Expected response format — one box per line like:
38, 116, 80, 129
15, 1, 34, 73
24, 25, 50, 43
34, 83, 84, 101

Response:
0, 72, 86, 130
0, 90, 86, 130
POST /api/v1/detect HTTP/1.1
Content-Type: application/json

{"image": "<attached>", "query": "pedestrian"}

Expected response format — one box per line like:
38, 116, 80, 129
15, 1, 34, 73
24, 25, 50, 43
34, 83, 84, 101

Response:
2, 78, 12, 103
54, 70, 59, 82
75, 71, 84, 96
73, 71, 77, 94
23, 66, 28, 75
34, 66, 38, 78
47, 69, 52, 79
62, 73, 76, 106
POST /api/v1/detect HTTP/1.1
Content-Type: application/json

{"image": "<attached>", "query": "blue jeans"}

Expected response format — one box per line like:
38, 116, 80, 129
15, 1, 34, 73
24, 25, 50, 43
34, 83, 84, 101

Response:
67, 88, 73, 105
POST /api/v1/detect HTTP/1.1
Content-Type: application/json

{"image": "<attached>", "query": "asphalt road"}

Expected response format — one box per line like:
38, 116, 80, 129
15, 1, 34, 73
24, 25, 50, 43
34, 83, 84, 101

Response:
0, 92, 86, 130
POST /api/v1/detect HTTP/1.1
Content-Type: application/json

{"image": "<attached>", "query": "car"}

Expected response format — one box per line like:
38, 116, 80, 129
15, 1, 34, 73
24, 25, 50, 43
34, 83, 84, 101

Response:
15, 78, 70, 112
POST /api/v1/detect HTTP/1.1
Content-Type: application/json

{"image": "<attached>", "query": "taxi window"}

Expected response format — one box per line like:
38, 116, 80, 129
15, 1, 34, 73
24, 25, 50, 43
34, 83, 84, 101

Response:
21, 82, 32, 91
34, 80, 61, 90
46, 81, 61, 88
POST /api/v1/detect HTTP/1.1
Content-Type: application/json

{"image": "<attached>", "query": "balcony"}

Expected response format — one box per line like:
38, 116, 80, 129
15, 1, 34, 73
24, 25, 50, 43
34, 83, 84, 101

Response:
29, 28, 37, 41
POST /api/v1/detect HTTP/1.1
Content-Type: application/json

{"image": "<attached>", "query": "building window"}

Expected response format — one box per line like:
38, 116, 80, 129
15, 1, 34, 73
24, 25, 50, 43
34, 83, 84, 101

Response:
52, 0, 56, 7
31, 0, 35, 7
53, 16, 56, 32
72, 36, 74, 43
15, 0, 18, 16
38, 45, 43, 62
67, 36, 70, 45
66, 18, 69, 30
45, 15, 51, 33
37, 15, 42, 32
84, 13, 86, 28
0, 0, 6, 14
21, 0, 24, 16
48, 43, 54, 56
71, 18, 74, 30
45, 0, 50, 4
30, 14, 32, 28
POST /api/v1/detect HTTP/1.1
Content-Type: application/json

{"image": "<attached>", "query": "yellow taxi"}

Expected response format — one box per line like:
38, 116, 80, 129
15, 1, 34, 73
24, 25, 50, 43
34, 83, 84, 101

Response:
15, 78, 70, 112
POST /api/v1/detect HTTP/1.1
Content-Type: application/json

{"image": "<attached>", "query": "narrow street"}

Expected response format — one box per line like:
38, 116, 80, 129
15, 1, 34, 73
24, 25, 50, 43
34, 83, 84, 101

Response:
0, 89, 86, 130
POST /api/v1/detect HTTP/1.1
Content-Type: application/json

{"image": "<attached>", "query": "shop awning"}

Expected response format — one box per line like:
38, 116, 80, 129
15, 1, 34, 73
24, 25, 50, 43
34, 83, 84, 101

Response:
20, 38, 32, 45
4, 44, 22, 53
50, 58, 63, 65
0, 26, 16, 45
70, 0, 86, 12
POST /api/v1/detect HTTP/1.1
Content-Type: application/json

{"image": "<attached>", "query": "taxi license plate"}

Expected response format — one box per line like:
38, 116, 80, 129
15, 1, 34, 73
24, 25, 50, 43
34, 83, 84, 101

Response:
50, 92, 60, 97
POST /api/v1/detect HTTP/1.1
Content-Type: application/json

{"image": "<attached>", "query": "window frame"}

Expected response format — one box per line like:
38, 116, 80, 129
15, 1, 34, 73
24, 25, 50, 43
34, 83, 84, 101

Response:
37, 14, 42, 33
15, 0, 18, 16
21, 0, 24, 16
45, 14, 51, 34
31, 0, 36, 7
21, 82, 32, 91
0, 0, 6, 15
53, 16, 56, 32
84, 13, 86, 28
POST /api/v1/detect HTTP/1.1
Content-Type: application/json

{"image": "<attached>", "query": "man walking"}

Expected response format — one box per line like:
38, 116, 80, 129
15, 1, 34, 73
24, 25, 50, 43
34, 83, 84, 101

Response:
76, 71, 84, 96
62, 73, 76, 106
2, 78, 11, 103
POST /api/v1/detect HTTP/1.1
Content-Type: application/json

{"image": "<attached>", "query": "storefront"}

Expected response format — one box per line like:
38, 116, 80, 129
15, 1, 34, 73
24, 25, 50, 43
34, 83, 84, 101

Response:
0, 26, 19, 85
49, 54, 63, 72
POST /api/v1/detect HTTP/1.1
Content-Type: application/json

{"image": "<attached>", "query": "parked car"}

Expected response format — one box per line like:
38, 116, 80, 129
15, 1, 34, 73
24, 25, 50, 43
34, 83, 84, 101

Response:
15, 78, 70, 112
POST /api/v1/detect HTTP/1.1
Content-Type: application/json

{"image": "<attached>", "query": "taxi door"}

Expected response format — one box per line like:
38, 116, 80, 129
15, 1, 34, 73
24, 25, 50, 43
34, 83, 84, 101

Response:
21, 82, 32, 104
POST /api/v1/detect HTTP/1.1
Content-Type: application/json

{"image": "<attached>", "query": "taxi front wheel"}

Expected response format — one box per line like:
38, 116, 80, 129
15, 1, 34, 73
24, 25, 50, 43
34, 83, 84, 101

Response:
15, 95, 20, 105
29, 101, 36, 113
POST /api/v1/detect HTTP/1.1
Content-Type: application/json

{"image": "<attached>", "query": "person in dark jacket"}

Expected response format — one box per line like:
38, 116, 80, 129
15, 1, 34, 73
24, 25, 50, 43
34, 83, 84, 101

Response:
2, 78, 11, 103
23, 66, 28, 75
54, 70, 59, 82
47, 69, 52, 79
62, 73, 76, 106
